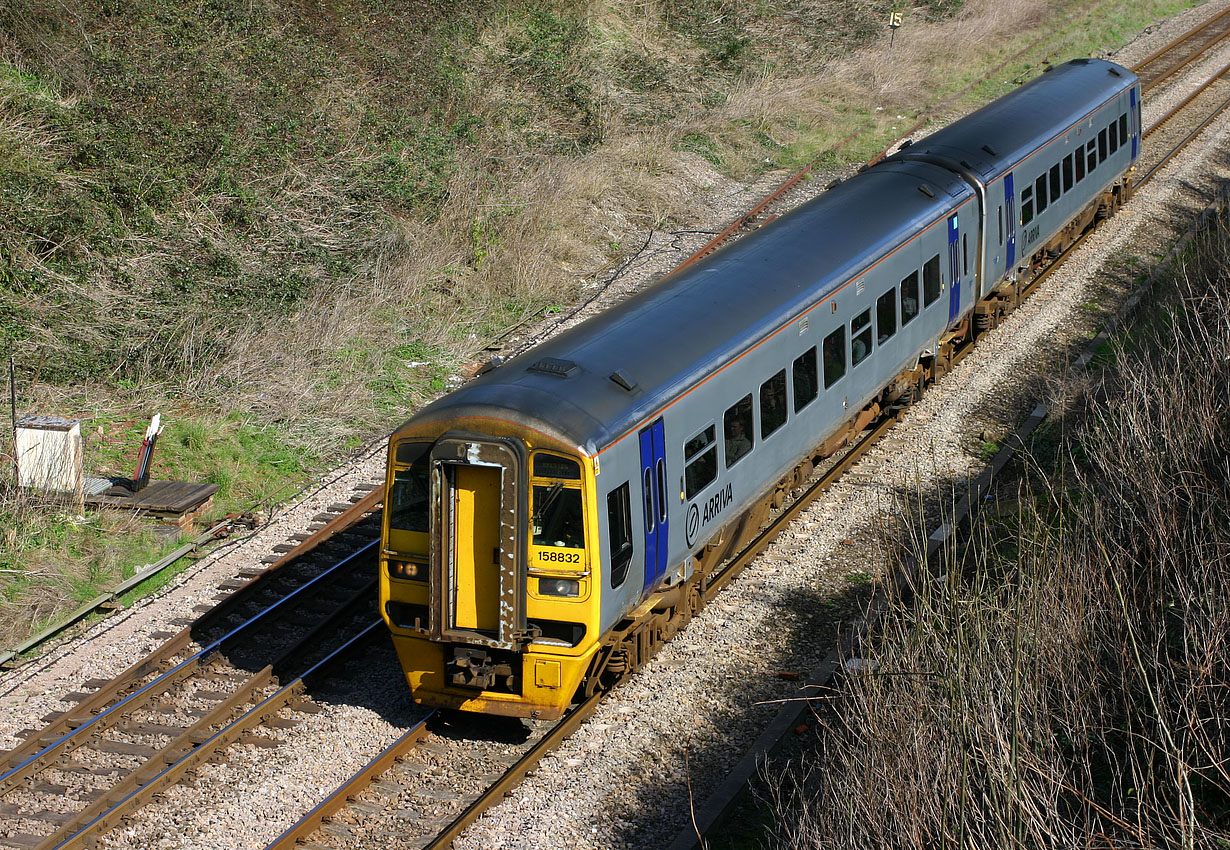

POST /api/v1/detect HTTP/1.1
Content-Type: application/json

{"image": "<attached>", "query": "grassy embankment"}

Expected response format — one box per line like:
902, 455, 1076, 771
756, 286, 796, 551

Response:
0, 0, 1201, 643
751, 209, 1230, 846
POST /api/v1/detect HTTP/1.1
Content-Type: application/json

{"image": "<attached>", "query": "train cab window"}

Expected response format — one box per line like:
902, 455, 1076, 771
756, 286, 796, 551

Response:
684, 425, 718, 499
390, 445, 430, 533
851, 309, 872, 367
823, 327, 846, 388
1087, 140, 1098, 173
876, 288, 896, 344
724, 395, 754, 468
607, 483, 633, 588
923, 254, 942, 306
1062, 154, 1074, 193
1049, 164, 1061, 201
1021, 186, 1034, 226
793, 347, 818, 411
1119, 114, 1128, 145
1109, 120, 1119, 154
760, 370, 788, 439
901, 271, 920, 325
1075, 145, 1086, 182
1098, 128, 1108, 163
532, 454, 584, 549
1035, 174, 1048, 214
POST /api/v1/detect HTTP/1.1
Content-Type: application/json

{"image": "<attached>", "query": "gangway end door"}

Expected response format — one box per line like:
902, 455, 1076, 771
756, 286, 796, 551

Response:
429, 435, 527, 650
638, 419, 669, 600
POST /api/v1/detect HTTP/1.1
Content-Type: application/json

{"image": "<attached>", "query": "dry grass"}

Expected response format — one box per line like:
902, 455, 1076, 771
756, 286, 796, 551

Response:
759, 213, 1230, 848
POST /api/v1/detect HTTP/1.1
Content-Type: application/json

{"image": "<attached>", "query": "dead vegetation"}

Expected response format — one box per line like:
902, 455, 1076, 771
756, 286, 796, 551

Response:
760, 211, 1230, 848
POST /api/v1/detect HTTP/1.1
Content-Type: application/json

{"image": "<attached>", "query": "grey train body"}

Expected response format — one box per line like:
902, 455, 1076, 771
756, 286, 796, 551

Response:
401, 59, 1141, 642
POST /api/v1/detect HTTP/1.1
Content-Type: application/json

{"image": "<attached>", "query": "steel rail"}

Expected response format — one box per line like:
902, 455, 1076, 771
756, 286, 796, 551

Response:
421, 691, 606, 850
0, 539, 379, 792
46, 619, 388, 850
1135, 4, 1230, 91
1138, 62, 1230, 187
264, 709, 438, 849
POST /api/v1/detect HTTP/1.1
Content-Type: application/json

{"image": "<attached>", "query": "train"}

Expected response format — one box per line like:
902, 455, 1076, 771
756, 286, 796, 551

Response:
378, 58, 1141, 719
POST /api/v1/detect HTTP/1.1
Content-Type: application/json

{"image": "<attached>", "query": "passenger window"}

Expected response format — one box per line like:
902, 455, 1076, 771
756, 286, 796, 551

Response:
822, 327, 846, 388
1087, 140, 1098, 173
1109, 120, 1118, 153
1062, 154, 1074, 193
1021, 185, 1034, 225
1098, 128, 1108, 162
1049, 164, 1061, 200
793, 347, 818, 412
760, 370, 788, 439
607, 483, 633, 588
724, 395, 754, 467
1075, 146, 1085, 182
923, 254, 942, 306
1119, 113, 1128, 144
683, 425, 717, 499
900, 271, 919, 325
851, 309, 872, 367
962, 234, 968, 277
997, 206, 1003, 245
876, 288, 897, 344
1035, 174, 1047, 213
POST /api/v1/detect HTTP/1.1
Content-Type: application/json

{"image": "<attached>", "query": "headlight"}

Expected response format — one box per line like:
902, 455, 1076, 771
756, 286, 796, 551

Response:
389, 561, 425, 580
538, 578, 580, 597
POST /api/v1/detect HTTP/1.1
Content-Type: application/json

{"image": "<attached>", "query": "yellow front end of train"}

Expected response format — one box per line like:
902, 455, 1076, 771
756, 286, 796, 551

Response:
378, 422, 603, 719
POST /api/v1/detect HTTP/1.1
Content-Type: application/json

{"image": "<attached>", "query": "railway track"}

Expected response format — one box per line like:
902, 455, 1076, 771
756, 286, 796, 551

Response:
0, 497, 383, 850
6, 8, 1230, 850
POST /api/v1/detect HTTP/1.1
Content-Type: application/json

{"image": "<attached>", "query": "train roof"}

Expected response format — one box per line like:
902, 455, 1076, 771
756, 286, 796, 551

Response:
883, 58, 1138, 180
399, 157, 972, 455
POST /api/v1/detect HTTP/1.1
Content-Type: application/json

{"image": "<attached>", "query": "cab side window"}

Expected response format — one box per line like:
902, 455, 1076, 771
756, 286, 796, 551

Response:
606, 483, 633, 588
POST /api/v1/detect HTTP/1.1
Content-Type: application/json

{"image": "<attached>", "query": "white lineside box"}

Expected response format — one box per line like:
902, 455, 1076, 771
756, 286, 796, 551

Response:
15, 415, 84, 502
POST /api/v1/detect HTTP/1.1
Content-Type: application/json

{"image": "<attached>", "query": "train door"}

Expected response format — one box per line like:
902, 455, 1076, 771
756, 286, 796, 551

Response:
947, 213, 961, 325
638, 418, 669, 599
1130, 87, 1140, 161
451, 465, 500, 632
428, 435, 526, 650
1004, 174, 1016, 273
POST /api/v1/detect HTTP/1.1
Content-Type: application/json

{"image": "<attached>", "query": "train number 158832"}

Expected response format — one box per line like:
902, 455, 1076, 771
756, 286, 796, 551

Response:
538, 550, 581, 564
